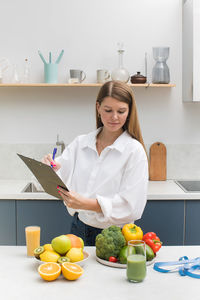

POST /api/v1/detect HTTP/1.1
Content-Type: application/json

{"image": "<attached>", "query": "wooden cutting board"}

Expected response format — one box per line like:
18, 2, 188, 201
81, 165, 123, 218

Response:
149, 142, 166, 181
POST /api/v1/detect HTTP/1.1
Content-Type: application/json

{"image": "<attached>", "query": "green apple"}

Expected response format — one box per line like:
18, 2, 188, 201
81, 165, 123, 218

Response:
119, 245, 136, 264
51, 235, 71, 255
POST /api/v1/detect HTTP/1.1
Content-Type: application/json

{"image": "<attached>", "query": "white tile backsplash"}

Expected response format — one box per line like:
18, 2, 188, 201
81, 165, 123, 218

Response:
1, 143, 200, 180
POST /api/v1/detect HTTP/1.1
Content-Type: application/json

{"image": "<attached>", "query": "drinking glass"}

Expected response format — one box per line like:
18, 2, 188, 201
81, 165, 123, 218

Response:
25, 226, 40, 257
126, 240, 146, 282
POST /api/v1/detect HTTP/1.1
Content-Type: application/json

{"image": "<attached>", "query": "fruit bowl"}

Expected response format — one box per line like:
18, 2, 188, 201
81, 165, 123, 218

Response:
35, 250, 90, 267
76, 250, 89, 267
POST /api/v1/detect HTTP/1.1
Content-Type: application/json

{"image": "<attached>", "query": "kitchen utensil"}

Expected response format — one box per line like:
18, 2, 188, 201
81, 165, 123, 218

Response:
69, 69, 86, 83
0, 57, 10, 83
22, 58, 31, 83
145, 52, 147, 78
96, 69, 110, 83
36, 250, 90, 267
111, 42, 129, 83
25, 226, 40, 256
126, 240, 146, 282
96, 256, 155, 268
130, 72, 147, 84
152, 47, 170, 84
44, 63, 58, 83
38, 50, 64, 83
149, 142, 166, 181
11, 64, 20, 83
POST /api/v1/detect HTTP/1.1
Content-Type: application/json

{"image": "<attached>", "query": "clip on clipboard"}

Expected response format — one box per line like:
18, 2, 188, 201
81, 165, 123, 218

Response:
17, 153, 69, 199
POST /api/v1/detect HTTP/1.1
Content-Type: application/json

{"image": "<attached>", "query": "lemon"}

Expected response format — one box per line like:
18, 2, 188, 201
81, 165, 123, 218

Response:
66, 248, 84, 262
43, 244, 53, 251
40, 250, 60, 262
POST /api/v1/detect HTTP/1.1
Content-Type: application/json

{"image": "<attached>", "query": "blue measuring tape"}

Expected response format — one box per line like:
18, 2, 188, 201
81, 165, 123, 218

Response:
153, 256, 200, 278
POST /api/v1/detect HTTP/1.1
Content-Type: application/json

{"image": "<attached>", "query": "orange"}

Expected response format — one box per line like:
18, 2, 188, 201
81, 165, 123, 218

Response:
66, 234, 83, 248
61, 262, 84, 280
38, 262, 61, 281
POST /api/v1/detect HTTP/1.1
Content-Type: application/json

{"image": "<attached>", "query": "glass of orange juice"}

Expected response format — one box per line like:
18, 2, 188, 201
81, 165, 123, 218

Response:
25, 226, 41, 257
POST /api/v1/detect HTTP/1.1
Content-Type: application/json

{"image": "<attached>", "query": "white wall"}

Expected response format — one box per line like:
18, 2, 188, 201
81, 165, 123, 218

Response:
0, 0, 200, 147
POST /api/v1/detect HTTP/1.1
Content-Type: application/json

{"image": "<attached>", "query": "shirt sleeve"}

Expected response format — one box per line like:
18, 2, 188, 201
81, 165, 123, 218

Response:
54, 137, 79, 217
95, 155, 148, 225
55, 136, 79, 185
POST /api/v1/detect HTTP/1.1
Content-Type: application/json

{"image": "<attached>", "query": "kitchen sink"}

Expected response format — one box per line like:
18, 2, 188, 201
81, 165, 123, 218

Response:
175, 180, 200, 193
21, 182, 44, 193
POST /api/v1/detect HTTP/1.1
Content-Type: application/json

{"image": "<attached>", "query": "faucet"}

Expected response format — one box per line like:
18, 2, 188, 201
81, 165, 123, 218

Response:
56, 134, 65, 153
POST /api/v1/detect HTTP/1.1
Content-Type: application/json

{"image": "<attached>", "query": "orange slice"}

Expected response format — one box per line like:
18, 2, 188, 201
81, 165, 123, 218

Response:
61, 262, 84, 280
38, 262, 61, 281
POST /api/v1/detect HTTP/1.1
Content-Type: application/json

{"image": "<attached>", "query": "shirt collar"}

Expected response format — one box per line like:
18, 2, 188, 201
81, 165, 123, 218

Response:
80, 128, 133, 153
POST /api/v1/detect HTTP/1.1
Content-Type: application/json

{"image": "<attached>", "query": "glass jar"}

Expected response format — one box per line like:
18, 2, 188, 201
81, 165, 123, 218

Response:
152, 47, 170, 84
111, 43, 129, 83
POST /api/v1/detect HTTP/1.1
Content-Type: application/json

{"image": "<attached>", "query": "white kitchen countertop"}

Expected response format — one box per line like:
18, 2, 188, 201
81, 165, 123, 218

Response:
1, 245, 200, 300
0, 179, 200, 200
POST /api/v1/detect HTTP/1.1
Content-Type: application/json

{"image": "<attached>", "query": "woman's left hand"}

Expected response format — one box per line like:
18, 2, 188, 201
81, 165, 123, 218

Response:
57, 186, 102, 213
57, 187, 88, 210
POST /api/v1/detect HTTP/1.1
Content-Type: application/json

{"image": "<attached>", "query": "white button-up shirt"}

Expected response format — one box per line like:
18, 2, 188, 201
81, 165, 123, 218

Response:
56, 128, 148, 229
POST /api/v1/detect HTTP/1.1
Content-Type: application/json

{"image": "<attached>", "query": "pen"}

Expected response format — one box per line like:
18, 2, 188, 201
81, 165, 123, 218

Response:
51, 147, 57, 168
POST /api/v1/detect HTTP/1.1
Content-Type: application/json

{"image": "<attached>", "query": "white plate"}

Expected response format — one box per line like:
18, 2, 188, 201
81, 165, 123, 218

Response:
35, 250, 89, 267
96, 256, 156, 268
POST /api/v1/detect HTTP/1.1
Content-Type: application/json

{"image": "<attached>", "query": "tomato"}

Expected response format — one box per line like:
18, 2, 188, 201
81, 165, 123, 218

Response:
109, 256, 118, 262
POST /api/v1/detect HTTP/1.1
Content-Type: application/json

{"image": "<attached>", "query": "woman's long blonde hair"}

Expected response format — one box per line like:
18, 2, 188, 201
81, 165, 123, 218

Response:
96, 80, 147, 155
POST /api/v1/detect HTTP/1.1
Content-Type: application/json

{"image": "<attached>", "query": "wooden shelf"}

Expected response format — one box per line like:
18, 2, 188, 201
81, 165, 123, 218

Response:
0, 83, 175, 87
148, 83, 175, 87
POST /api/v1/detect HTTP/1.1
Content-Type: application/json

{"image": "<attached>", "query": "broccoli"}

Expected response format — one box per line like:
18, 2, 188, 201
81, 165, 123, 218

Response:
95, 225, 126, 261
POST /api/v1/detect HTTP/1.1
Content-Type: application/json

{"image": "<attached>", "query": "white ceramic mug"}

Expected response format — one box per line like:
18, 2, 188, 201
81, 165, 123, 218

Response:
97, 69, 110, 83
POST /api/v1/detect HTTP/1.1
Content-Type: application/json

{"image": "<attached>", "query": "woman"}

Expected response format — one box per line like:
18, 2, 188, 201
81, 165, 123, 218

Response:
42, 80, 148, 246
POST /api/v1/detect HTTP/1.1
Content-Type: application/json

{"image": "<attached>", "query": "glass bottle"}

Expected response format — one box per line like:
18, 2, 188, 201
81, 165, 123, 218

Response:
111, 43, 129, 83
23, 58, 31, 83
11, 64, 20, 83
152, 47, 170, 84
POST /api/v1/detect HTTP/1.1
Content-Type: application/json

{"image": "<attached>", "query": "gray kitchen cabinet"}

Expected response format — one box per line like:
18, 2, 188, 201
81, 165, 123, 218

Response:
16, 200, 73, 245
185, 200, 200, 245
135, 200, 184, 246
0, 201, 16, 245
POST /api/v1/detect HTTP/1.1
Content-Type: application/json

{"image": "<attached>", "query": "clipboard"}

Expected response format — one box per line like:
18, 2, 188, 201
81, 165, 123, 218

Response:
17, 153, 69, 199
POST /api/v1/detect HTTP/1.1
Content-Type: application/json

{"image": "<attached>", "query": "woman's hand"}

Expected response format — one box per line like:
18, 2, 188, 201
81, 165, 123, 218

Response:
57, 187, 102, 213
42, 154, 61, 171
